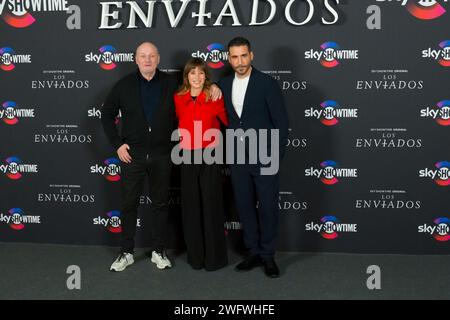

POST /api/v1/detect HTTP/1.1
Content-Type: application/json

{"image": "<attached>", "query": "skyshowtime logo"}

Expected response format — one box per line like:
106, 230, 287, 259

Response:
305, 161, 358, 185
192, 43, 228, 69
93, 210, 141, 233
0, 208, 41, 230
0, 47, 31, 71
0, 156, 38, 180
85, 45, 134, 70
305, 216, 358, 239
420, 100, 450, 125
304, 100, 358, 126
376, 0, 448, 20
0, 101, 35, 125
422, 40, 450, 67
418, 217, 450, 241
419, 161, 450, 186
0, 0, 70, 28
90, 157, 121, 182
304, 42, 359, 68
407, 0, 448, 19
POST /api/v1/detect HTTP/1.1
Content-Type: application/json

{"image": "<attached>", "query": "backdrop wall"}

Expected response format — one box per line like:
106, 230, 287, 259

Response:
1, 0, 449, 254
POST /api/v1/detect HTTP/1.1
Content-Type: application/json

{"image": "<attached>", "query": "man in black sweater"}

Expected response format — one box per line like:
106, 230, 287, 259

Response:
102, 42, 176, 272
102, 42, 222, 272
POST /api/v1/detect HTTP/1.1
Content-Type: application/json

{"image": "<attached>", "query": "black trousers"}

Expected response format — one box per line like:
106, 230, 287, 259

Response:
180, 150, 228, 270
120, 150, 171, 254
229, 164, 279, 259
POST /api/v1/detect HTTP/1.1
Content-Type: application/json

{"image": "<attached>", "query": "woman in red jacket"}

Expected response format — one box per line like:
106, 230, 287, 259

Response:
174, 57, 228, 271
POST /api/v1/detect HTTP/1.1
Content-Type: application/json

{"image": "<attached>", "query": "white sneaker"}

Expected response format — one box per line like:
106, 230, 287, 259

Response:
151, 250, 172, 269
110, 252, 134, 272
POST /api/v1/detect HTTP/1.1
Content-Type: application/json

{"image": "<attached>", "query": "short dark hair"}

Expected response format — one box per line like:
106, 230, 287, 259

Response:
227, 37, 251, 52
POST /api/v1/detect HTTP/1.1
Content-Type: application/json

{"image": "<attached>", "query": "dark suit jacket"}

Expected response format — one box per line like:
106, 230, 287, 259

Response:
101, 69, 177, 156
219, 67, 289, 163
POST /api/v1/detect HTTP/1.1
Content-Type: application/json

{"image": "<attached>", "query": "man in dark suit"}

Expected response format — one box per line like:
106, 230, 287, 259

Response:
219, 37, 289, 278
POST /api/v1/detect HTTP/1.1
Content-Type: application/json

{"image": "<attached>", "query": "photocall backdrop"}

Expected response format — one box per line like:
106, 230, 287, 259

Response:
1, 0, 449, 254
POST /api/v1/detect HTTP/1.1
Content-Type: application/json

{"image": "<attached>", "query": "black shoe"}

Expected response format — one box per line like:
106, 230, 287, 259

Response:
190, 264, 204, 270
235, 255, 263, 272
262, 258, 280, 278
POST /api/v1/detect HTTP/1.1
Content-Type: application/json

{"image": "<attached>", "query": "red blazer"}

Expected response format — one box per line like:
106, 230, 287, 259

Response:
174, 90, 228, 150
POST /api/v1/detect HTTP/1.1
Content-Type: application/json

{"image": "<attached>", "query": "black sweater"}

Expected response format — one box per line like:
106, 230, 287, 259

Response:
101, 70, 178, 156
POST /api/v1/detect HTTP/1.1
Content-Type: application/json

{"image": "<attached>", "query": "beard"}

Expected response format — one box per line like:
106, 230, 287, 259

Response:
235, 65, 250, 75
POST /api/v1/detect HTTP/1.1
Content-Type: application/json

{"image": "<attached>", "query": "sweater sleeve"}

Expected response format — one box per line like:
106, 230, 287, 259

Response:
101, 82, 123, 151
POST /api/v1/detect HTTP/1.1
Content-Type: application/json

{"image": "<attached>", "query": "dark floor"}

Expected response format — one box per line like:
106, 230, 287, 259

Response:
1, 242, 449, 300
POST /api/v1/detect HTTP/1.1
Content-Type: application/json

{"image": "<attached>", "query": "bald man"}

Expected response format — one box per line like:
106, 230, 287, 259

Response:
102, 42, 222, 272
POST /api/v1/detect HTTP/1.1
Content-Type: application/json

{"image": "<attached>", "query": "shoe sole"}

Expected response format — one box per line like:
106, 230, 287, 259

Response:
267, 274, 280, 278
151, 257, 172, 270
110, 261, 134, 272
234, 262, 263, 272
